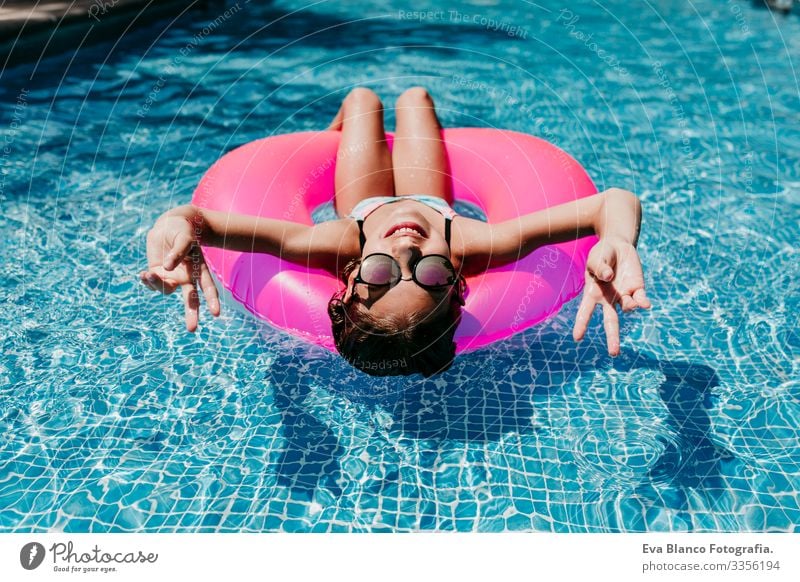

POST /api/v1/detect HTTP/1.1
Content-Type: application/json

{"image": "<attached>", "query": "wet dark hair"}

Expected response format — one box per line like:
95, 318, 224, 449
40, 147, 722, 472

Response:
328, 258, 463, 377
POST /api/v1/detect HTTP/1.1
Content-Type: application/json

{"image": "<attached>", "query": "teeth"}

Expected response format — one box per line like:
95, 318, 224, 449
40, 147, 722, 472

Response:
396, 227, 422, 235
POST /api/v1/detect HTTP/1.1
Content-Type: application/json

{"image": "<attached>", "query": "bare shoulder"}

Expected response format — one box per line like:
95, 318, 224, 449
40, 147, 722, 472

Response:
309, 217, 357, 240
450, 215, 495, 276
303, 218, 361, 274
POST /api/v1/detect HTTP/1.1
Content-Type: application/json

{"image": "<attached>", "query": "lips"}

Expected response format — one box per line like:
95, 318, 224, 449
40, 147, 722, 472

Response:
384, 221, 428, 238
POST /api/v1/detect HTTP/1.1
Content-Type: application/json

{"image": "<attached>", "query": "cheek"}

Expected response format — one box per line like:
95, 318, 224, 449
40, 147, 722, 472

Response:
360, 240, 385, 257
427, 234, 451, 256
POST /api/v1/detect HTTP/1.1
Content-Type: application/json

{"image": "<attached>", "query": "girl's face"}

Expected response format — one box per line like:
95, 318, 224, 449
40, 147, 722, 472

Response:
343, 204, 462, 319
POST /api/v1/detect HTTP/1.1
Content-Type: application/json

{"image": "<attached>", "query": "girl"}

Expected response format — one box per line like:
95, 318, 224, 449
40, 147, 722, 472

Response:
140, 87, 650, 376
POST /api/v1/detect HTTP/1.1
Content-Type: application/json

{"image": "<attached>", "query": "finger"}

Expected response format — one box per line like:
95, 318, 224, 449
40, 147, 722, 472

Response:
145, 229, 162, 270
602, 302, 620, 356
181, 283, 200, 332
199, 262, 220, 316
572, 292, 596, 342
597, 264, 615, 282
164, 231, 194, 271
587, 245, 615, 282
139, 271, 156, 291
588, 260, 614, 282
140, 270, 162, 292
620, 294, 637, 312
633, 288, 652, 309
146, 271, 179, 295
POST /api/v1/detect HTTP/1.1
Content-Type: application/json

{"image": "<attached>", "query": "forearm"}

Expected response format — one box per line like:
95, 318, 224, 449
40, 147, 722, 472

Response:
592, 188, 642, 245
165, 204, 307, 255
490, 192, 603, 262
482, 188, 641, 267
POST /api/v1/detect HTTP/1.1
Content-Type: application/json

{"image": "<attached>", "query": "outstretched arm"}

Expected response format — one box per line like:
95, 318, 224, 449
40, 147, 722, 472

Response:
140, 204, 357, 331
461, 188, 650, 355
464, 188, 640, 268
175, 204, 357, 270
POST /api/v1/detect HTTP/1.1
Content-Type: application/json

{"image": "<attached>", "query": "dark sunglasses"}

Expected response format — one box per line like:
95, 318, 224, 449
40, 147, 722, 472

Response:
355, 253, 458, 290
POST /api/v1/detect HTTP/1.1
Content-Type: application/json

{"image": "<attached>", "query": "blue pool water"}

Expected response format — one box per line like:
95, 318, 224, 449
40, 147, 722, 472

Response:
1, 0, 798, 532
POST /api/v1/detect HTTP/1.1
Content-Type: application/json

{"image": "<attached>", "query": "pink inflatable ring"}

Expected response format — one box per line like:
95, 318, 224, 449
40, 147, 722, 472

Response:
192, 128, 598, 352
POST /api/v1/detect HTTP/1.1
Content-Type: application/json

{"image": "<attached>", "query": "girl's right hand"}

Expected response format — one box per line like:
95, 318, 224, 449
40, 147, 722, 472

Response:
139, 205, 220, 332
572, 235, 651, 356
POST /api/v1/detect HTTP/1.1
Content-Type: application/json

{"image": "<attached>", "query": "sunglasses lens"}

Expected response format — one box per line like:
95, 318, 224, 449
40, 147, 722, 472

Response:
415, 256, 455, 287
360, 255, 399, 285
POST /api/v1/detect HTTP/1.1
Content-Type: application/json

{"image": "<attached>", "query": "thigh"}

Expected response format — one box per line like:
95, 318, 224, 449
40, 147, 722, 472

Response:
392, 87, 452, 202
334, 89, 394, 218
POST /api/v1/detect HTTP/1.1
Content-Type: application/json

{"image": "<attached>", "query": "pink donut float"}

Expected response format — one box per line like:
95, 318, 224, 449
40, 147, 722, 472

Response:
192, 129, 598, 352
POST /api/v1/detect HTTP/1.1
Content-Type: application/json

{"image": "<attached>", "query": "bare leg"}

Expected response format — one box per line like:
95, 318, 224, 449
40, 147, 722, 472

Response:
332, 88, 394, 218
392, 87, 452, 202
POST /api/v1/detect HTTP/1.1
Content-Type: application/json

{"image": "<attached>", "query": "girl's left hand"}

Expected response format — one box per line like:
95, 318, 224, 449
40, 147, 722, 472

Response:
572, 236, 651, 356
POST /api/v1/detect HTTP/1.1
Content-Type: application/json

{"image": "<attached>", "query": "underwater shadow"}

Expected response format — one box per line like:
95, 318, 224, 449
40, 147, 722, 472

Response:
384, 328, 590, 442
383, 335, 733, 508
265, 349, 344, 501
263, 327, 732, 509
614, 352, 735, 511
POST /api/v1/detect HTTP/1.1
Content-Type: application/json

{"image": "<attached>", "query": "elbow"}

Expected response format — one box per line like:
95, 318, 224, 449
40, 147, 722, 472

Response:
604, 186, 636, 197
603, 188, 642, 222
605, 187, 640, 206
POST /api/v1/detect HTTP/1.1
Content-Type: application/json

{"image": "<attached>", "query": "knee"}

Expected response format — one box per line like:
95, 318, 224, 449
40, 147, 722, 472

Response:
343, 87, 383, 112
396, 86, 434, 109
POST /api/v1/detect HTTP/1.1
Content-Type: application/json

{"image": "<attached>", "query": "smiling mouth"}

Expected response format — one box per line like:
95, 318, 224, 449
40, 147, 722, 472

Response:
384, 221, 428, 238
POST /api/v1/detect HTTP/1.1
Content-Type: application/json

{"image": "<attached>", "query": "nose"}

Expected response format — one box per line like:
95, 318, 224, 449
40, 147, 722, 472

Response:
391, 239, 421, 276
